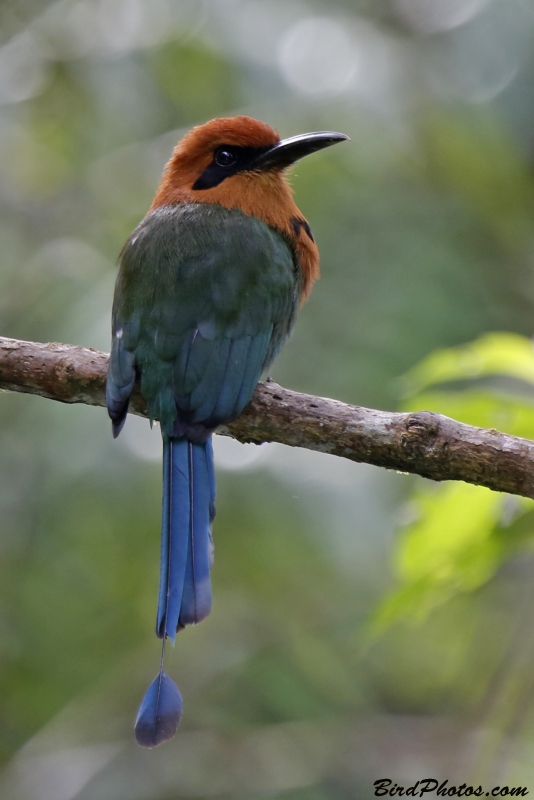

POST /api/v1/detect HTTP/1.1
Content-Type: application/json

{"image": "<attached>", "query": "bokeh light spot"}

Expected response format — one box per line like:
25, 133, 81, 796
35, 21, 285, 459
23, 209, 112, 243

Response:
392, 0, 490, 34
213, 434, 269, 472
0, 32, 50, 105
278, 17, 358, 96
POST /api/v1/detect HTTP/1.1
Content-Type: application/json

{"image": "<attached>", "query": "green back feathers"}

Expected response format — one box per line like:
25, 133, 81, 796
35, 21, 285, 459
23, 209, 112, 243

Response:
107, 203, 299, 436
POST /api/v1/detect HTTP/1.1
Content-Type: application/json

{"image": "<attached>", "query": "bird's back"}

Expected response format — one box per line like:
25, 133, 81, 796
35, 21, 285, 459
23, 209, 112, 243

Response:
107, 202, 299, 438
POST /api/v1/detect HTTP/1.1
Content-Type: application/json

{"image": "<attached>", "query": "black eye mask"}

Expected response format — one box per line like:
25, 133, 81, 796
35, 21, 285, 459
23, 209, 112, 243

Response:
192, 144, 273, 190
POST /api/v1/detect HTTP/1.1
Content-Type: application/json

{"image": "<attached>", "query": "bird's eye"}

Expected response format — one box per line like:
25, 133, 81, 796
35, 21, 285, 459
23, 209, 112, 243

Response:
215, 149, 237, 167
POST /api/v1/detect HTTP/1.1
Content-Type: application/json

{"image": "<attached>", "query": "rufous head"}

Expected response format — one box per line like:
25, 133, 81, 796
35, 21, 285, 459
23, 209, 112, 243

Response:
151, 115, 347, 209
150, 116, 348, 299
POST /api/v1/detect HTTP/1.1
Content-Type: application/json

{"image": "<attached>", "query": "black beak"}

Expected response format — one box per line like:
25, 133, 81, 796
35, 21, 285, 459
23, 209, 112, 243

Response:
252, 131, 349, 171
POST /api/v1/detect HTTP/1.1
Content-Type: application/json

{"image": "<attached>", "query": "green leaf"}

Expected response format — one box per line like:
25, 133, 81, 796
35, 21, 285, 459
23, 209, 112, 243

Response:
372, 483, 505, 632
376, 331, 534, 634
401, 332, 534, 397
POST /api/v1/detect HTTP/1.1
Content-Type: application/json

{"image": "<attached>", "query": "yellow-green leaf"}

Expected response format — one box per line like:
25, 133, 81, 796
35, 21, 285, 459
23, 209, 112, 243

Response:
401, 333, 534, 396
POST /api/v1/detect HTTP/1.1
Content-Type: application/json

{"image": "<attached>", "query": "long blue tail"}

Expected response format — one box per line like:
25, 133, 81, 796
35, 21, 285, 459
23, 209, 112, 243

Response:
156, 436, 215, 642
135, 435, 215, 747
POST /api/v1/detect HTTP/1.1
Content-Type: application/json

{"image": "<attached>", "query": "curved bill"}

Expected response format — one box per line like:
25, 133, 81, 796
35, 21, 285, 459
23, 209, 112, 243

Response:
252, 131, 349, 170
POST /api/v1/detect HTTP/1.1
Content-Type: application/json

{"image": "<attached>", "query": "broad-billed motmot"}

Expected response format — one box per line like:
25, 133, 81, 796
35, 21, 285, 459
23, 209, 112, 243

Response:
106, 116, 348, 747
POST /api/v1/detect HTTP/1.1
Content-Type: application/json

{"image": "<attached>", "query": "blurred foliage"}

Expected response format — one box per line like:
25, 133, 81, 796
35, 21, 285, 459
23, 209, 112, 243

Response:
376, 333, 534, 630
147, 41, 242, 119
418, 112, 534, 246
402, 333, 534, 393
3, 0, 534, 797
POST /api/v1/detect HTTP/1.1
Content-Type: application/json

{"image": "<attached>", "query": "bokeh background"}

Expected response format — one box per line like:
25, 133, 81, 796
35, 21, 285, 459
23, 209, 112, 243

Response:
3, 0, 534, 797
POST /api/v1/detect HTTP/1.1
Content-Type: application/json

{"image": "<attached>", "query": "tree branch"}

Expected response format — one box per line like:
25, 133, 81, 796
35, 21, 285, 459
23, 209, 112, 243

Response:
2, 335, 534, 498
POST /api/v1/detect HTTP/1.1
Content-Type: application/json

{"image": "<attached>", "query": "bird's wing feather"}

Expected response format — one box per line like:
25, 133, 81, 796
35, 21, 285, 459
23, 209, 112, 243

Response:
106, 203, 298, 435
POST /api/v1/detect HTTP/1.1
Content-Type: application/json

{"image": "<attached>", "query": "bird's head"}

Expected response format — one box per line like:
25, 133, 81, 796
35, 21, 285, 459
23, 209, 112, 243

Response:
151, 115, 347, 210
150, 116, 348, 298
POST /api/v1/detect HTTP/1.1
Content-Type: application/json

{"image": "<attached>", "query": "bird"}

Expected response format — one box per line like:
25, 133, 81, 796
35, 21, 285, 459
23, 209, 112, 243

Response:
105, 116, 348, 747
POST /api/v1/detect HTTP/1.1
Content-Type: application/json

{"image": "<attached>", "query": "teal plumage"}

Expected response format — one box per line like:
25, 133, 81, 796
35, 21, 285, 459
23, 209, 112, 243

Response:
108, 203, 299, 440
106, 116, 348, 747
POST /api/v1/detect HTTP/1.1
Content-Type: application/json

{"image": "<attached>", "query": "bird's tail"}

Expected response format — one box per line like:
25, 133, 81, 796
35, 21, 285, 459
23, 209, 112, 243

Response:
134, 435, 215, 747
156, 436, 215, 642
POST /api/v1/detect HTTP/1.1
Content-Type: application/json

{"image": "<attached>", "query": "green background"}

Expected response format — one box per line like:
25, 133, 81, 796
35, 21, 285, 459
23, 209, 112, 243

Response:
2, 0, 534, 796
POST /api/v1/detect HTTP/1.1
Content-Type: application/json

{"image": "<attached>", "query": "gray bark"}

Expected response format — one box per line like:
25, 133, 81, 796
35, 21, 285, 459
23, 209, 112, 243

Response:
1, 336, 534, 497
